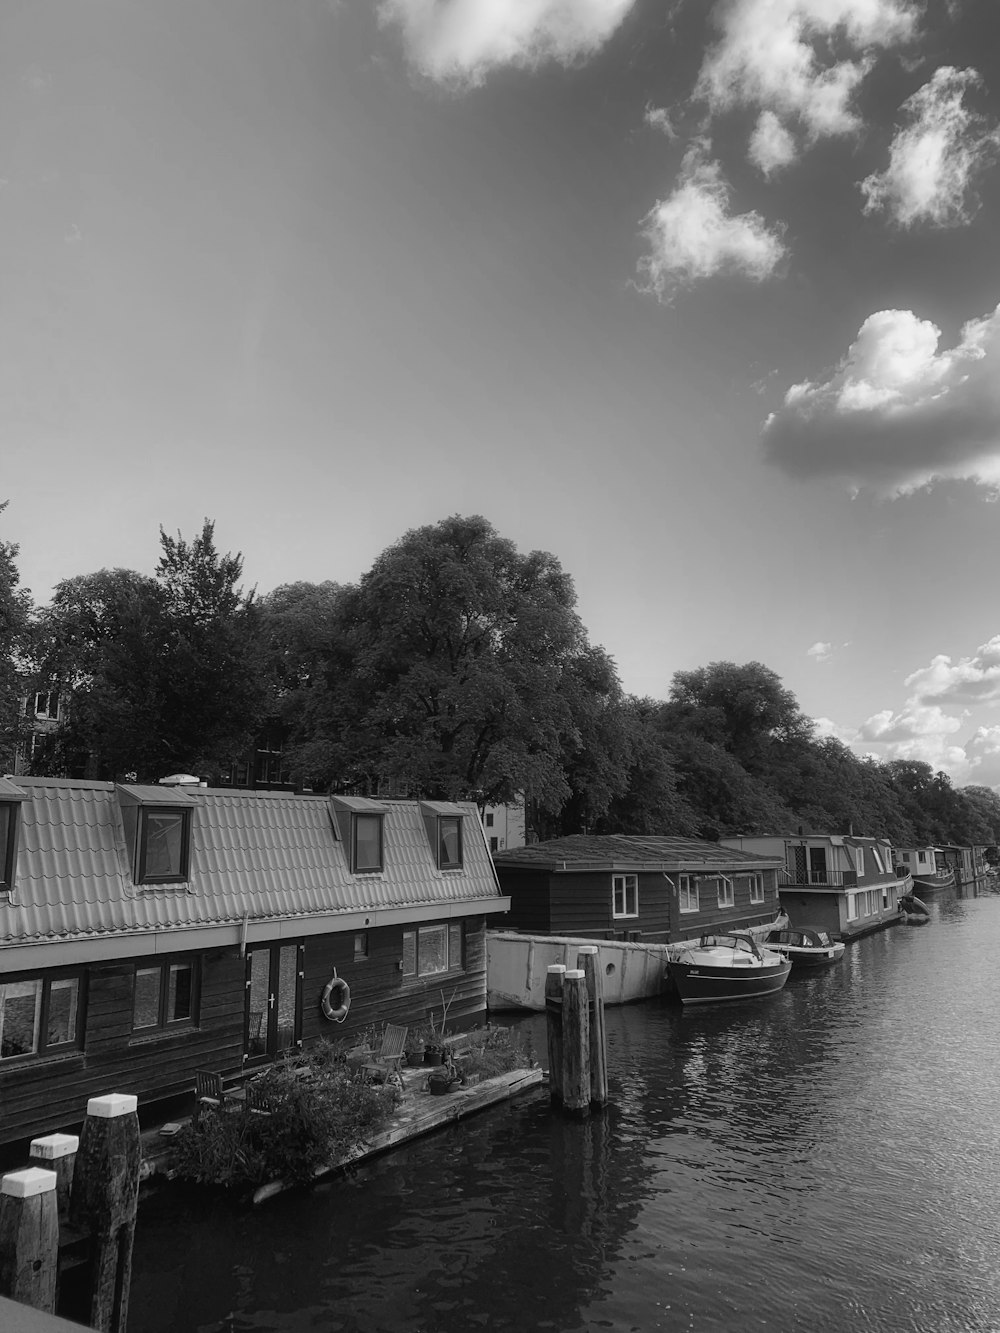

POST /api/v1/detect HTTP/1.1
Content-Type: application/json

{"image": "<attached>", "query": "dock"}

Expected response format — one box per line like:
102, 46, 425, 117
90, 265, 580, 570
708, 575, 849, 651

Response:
135, 1063, 546, 1205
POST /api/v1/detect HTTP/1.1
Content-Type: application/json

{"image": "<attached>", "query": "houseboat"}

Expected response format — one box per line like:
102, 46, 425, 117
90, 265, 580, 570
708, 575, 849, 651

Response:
720, 833, 909, 941
489, 834, 785, 1010
895, 846, 955, 893
0, 776, 509, 1154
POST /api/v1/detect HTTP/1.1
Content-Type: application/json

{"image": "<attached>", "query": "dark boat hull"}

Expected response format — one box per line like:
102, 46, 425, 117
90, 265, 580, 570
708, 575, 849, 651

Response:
911, 871, 955, 893
667, 957, 791, 1005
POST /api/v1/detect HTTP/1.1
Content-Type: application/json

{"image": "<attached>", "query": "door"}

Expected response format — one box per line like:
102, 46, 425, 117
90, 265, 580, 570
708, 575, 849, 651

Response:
244, 943, 303, 1066
809, 847, 828, 884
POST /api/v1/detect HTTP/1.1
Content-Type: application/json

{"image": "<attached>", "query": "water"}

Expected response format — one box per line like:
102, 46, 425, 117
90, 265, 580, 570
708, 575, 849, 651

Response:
129, 889, 1000, 1332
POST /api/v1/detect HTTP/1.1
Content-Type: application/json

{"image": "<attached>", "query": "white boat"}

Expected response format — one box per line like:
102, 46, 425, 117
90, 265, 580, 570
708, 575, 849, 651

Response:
666, 932, 791, 1005
760, 926, 846, 967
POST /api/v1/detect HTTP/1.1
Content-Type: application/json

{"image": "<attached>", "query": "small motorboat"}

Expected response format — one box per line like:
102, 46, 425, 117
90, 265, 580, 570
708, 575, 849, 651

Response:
898, 892, 930, 924
666, 932, 791, 1005
760, 926, 846, 967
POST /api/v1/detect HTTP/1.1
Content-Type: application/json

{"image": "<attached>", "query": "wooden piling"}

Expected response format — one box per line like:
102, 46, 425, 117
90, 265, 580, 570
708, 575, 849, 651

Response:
29, 1135, 79, 1227
576, 946, 609, 1107
68, 1093, 140, 1333
561, 969, 591, 1114
0, 1167, 59, 1314
544, 964, 566, 1103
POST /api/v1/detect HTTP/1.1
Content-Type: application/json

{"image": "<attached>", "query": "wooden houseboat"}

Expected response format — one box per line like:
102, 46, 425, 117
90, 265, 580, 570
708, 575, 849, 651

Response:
895, 845, 955, 893
720, 833, 909, 940
0, 776, 509, 1153
489, 835, 784, 1010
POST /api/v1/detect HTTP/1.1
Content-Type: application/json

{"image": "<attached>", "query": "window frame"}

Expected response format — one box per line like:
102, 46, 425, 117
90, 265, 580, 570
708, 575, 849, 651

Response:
437, 816, 463, 870
612, 873, 638, 920
678, 875, 699, 912
0, 970, 84, 1062
352, 813, 384, 873
402, 922, 464, 979
137, 807, 192, 885
717, 877, 735, 909
131, 957, 199, 1034
745, 873, 764, 905
0, 803, 17, 892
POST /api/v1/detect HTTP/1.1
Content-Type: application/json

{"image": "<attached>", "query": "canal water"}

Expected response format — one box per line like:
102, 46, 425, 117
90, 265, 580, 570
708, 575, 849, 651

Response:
129, 888, 1000, 1333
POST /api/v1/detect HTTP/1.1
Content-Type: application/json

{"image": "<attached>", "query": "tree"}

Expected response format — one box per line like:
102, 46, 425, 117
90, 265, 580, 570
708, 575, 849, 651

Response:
285, 515, 615, 810
0, 502, 32, 771
29, 521, 267, 781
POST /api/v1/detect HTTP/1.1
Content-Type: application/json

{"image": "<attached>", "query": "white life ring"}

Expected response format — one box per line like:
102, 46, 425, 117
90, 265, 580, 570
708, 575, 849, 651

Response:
320, 973, 351, 1023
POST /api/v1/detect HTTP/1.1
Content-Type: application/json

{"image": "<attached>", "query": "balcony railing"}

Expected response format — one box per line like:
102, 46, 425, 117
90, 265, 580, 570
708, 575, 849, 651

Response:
780, 868, 889, 888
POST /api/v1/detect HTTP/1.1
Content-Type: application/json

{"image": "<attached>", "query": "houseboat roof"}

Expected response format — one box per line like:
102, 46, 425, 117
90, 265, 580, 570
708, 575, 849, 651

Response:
492, 834, 782, 872
0, 778, 504, 962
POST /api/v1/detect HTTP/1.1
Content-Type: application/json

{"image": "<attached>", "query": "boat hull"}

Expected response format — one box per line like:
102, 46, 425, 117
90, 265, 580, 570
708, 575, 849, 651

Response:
667, 956, 791, 1005
911, 871, 955, 893
770, 943, 845, 968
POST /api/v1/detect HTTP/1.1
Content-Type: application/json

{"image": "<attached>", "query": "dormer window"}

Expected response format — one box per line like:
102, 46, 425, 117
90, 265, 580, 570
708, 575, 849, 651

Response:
438, 816, 462, 870
0, 778, 28, 894
353, 813, 384, 873
138, 808, 191, 884
117, 783, 197, 888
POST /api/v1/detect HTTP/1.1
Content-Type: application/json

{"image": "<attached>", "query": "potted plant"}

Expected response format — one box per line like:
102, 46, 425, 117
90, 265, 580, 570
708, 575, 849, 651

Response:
404, 1025, 429, 1068
426, 1058, 460, 1095
423, 988, 458, 1065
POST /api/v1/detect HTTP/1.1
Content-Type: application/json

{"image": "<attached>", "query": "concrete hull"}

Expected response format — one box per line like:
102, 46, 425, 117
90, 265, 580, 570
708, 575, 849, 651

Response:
486, 931, 672, 1011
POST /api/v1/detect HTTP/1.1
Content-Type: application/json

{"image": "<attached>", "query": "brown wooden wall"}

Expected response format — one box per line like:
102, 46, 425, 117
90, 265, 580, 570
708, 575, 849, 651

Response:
0, 913, 490, 1152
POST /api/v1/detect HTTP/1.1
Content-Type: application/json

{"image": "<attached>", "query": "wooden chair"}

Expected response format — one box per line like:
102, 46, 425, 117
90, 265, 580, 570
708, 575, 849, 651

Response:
244, 1082, 272, 1117
360, 1023, 408, 1086
194, 1069, 245, 1117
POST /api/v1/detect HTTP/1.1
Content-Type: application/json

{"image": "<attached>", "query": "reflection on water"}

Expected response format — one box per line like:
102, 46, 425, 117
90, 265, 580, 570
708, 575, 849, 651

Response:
130, 889, 1000, 1332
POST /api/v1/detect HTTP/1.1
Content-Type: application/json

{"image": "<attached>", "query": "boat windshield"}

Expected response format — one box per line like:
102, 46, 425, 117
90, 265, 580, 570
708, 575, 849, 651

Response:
700, 933, 761, 958
815, 931, 832, 946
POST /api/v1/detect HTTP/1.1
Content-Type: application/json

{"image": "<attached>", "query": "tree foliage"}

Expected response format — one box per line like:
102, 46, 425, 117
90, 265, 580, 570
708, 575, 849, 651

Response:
0, 502, 32, 771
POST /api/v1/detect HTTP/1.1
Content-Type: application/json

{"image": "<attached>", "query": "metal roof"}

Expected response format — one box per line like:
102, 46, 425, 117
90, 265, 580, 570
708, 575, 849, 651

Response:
0, 779, 502, 947
492, 834, 782, 871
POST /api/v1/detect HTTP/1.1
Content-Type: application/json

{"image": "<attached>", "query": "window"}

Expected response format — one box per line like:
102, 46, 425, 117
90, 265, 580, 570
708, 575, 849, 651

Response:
485, 812, 494, 828
0, 974, 82, 1060
137, 808, 191, 884
132, 959, 198, 1031
354, 931, 369, 961
438, 816, 462, 869
679, 875, 699, 913
402, 922, 464, 978
847, 893, 858, 921
1, 803, 17, 891
717, 877, 734, 908
855, 848, 865, 878
902, 851, 911, 863
872, 845, 884, 873
352, 814, 383, 872
742, 874, 764, 904
489, 836, 499, 852
31, 690, 59, 720
612, 873, 638, 919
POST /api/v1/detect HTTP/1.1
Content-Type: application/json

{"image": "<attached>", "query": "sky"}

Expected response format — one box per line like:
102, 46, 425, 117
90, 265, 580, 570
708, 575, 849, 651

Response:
4, 0, 1000, 787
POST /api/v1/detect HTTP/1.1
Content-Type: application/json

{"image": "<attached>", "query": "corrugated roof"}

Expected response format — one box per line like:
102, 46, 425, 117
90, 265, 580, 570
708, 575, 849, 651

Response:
492, 834, 782, 870
0, 780, 502, 946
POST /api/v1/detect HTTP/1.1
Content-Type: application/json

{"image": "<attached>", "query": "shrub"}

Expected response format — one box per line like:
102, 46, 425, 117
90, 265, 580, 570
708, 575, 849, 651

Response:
171, 1062, 401, 1193
457, 1025, 533, 1080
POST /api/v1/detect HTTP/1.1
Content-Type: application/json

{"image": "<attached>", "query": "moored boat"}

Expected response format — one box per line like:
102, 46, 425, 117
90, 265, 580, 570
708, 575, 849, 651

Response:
898, 892, 930, 924
760, 926, 845, 967
666, 932, 791, 1005
910, 869, 955, 893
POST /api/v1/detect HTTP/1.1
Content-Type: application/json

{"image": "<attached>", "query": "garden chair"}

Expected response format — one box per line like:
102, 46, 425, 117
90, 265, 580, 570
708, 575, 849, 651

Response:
244, 1082, 272, 1117
194, 1068, 245, 1118
360, 1023, 408, 1088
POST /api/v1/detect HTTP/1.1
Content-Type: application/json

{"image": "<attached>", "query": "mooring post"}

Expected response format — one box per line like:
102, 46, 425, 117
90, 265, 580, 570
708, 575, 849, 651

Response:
69, 1093, 141, 1333
545, 964, 567, 1103
577, 946, 609, 1107
0, 1166, 59, 1314
29, 1133, 79, 1227
561, 969, 591, 1114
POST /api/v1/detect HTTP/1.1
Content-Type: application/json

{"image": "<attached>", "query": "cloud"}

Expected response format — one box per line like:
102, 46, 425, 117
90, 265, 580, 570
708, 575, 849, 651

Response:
695, 0, 919, 145
860, 67, 1000, 228
749, 111, 799, 176
762, 303, 1000, 492
636, 141, 786, 299
904, 636, 1000, 705
644, 104, 678, 140
813, 715, 859, 743
859, 702, 964, 743
807, 640, 832, 661
377, 0, 635, 86
963, 725, 1000, 788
